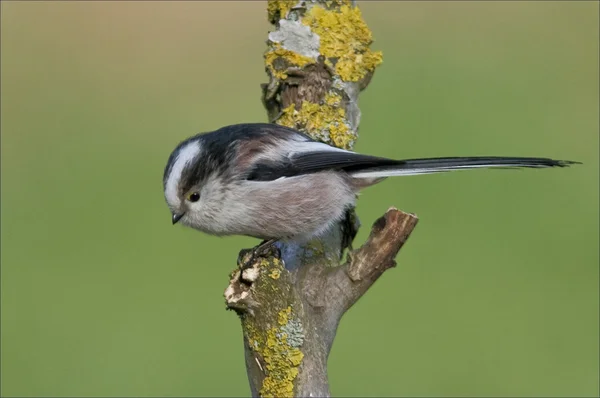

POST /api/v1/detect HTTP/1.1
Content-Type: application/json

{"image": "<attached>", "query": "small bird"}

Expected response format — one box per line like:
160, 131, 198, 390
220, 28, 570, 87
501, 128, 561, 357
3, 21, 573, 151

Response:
163, 123, 577, 247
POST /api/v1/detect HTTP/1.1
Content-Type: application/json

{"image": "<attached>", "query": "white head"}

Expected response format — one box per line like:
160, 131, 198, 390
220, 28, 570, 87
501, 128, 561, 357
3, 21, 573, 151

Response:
163, 138, 203, 224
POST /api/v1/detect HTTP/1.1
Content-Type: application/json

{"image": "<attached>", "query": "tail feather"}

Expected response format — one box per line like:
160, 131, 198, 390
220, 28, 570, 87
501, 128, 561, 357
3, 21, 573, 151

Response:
349, 157, 580, 179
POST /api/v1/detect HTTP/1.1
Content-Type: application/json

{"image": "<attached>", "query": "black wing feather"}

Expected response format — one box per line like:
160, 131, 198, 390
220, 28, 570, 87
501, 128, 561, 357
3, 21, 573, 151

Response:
247, 150, 578, 182
246, 151, 404, 181
291, 151, 404, 173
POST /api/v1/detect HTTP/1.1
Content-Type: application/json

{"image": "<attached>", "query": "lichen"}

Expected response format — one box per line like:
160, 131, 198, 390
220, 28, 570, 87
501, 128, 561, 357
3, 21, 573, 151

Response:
269, 268, 281, 279
324, 91, 341, 107
265, 44, 316, 80
244, 305, 305, 398
260, 258, 284, 291
264, 2, 381, 149
260, 258, 272, 268
267, 0, 297, 24
281, 318, 305, 348
261, 307, 305, 397
245, 321, 262, 351
277, 306, 292, 325
277, 93, 355, 149
236, 256, 304, 397
302, 4, 383, 82
268, 19, 321, 60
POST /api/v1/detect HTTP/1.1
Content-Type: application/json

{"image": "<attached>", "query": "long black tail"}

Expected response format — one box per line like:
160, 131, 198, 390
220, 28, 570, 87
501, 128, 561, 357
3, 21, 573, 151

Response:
348, 156, 580, 178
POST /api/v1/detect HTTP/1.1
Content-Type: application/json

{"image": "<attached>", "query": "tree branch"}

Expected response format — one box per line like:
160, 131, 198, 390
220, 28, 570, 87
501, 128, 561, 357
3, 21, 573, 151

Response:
223, 1, 419, 397
330, 208, 419, 312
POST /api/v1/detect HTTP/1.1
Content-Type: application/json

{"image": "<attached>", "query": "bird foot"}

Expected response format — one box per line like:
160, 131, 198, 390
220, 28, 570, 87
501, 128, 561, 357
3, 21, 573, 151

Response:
237, 239, 281, 273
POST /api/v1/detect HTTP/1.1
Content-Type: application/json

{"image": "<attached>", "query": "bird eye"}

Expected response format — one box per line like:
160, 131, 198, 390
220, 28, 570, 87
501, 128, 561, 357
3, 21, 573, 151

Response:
188, 192, 200, 202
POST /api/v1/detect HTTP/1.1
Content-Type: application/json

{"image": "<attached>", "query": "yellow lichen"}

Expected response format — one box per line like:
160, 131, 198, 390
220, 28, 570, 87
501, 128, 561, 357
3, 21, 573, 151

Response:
265, 45, 316, 80
269, 268, 281, 279
278, 306, 292, 326
336, 51, 383, 82
324, 92, 342, 107
259, 258, 271, 268
277, 98, 354, 149
258, 258, 283, 292
302, 4, 383, 82
267, 0, 297, 24
239, 261, 302, 397
256, 307, 305, 398
287, 349, 304, 366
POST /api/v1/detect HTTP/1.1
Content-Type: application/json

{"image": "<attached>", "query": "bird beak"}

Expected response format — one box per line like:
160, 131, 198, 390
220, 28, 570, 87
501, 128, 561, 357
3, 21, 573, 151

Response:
172, 212, 185, 225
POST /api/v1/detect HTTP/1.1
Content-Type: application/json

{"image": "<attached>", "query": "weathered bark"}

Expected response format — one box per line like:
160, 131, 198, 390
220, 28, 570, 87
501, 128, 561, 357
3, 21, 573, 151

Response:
224, 1, 419, 397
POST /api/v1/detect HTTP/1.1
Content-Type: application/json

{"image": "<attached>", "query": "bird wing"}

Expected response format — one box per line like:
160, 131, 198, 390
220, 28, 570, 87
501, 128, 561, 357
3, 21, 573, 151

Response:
245, 140, 401, 181
246, 140, 577, 182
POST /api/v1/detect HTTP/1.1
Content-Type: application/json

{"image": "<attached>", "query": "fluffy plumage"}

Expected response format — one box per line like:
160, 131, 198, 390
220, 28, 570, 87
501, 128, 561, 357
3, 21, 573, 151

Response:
163, 123, 578, 240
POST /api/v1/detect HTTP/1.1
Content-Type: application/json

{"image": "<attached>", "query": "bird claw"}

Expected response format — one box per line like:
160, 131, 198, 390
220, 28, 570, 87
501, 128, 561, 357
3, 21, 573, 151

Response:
237, 248, 255, 270
237, 240, 281, 272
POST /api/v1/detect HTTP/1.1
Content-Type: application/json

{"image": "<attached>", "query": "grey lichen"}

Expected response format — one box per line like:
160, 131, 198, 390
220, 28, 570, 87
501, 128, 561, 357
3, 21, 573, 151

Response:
280, 318, 305, 348
268, 19, 321, 60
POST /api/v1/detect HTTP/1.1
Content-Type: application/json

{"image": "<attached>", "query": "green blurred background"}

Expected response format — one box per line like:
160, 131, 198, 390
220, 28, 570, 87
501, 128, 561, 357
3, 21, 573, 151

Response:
1, 1, 598, 397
